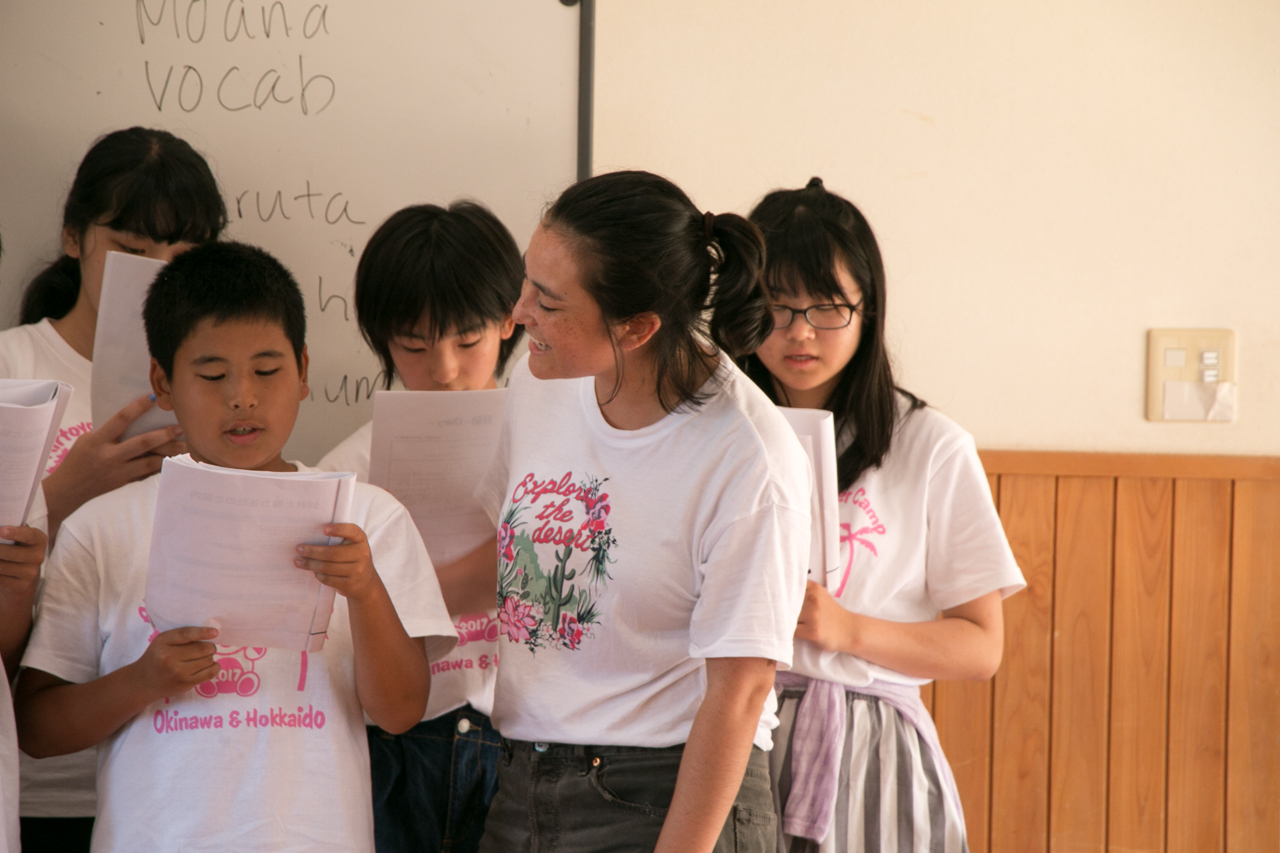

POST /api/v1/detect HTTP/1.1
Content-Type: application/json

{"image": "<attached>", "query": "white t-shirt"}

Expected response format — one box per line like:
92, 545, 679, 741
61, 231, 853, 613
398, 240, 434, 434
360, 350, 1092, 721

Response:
0, 671, 17, 853
319, 421, 500, 719
790, 398, 1026, 688
476, 354, 811, 751
21, 466, 457, 853
0, 318, 98, 816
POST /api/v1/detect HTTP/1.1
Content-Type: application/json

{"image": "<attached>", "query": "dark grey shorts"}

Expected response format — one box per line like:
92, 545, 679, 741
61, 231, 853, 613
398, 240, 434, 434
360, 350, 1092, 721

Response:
477, 739, 776, 853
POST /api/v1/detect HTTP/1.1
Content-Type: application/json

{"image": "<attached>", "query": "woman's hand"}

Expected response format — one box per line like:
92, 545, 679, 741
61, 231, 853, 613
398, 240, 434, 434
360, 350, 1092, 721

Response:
42, 393, 186, 537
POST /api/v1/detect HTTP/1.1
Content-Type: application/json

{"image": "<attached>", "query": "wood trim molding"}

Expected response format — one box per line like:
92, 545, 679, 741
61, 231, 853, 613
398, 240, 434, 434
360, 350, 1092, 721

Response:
977, 450, 1280, 481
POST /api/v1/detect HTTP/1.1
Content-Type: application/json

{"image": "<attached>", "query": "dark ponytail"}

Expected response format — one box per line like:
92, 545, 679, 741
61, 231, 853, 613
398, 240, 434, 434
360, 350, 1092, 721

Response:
19, 256, 81, 325
544, 170, 770, 412
738, 177, 924, 491
705, 213, 772, 359
19, 126, 227, 324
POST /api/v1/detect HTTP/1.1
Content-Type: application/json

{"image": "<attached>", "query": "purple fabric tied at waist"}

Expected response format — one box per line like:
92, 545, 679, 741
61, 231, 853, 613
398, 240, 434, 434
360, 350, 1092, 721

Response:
775, 671, 966, 843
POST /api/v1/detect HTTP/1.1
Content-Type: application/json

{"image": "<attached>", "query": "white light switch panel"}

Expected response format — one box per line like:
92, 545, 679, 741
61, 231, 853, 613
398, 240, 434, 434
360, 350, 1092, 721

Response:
1146, 329, 1236, 422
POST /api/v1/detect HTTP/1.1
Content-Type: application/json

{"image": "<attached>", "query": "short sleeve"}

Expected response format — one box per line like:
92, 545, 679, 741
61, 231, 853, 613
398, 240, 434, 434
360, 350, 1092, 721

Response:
924, 439, 1025, 611
689, 504, 810, 667
362, 495, 458, 664
22, 528, 103, 684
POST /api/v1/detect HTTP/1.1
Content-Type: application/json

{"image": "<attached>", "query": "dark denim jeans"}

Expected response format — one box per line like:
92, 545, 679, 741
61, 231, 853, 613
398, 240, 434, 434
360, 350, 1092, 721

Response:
368, 705, 502, 853
478, 739, 775, 853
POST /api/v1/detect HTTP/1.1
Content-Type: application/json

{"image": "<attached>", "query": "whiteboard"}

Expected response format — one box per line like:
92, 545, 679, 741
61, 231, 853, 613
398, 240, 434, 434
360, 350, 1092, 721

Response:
0, 0, 580, 464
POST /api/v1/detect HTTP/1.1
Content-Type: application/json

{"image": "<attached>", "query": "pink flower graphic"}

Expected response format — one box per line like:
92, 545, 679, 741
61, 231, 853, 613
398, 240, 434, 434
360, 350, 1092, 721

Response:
558, 613, 584, 650
499, 596, 537, 642
497, 522, 516, 562
581, 492, 610, 534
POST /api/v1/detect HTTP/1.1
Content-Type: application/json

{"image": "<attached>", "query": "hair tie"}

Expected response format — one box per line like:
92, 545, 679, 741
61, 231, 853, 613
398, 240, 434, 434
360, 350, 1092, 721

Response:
806, 176, 824, 190
703, 210, 716, 240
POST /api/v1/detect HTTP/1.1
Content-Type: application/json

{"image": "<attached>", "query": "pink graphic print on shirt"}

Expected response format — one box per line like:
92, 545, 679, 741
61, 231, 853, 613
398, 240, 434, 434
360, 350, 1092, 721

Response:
834, 487, 887, 597
495, 471, 617, 651
195, 647, 268, 698
46, 421, 92, 475
137, 605, 310, 697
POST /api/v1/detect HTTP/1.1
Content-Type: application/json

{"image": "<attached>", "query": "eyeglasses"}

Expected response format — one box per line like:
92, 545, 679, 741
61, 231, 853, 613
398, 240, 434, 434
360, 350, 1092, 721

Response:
769, 301, 860, 330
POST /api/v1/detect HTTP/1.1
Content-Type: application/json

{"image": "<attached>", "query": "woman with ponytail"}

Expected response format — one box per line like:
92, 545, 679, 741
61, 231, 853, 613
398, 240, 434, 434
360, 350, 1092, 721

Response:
0, 126, 224, 853
739, 179, 1024, 853
444, 171, 811, 852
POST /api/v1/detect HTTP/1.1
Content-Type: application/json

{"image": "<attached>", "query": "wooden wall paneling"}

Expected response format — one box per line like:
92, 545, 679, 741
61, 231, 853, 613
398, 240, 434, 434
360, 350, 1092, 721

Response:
1166, 479, 1232, 853
934, 678, 993, 852
1226, 480, 1280, 852
978, 451, 1280, 481
1048, 476, 1114, 853
1108, 478, 1173, 853
990, 475, 1056, 853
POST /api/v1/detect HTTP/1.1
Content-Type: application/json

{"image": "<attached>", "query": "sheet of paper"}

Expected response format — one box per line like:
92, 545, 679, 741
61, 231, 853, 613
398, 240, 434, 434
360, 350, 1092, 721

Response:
91, 251, 178, 439
144, 455, 355, 652
367, 389, 506, 566
0, 379, 73, 530
780, 408, 840, 589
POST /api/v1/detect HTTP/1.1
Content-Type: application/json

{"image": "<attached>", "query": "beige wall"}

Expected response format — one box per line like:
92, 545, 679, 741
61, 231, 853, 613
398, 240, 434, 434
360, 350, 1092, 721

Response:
593, 0, 1280, 455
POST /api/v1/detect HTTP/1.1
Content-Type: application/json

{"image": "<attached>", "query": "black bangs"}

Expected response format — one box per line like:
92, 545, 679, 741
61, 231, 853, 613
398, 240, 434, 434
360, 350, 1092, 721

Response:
101, 163, 226, 245
144, 241, 306, 377
354, 202, 524, 388
20, 127, 226, 325
760, 214, 850, 304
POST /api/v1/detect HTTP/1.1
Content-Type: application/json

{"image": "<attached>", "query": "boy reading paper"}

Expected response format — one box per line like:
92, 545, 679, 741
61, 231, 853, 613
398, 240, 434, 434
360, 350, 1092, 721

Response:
15, 241, 456, 853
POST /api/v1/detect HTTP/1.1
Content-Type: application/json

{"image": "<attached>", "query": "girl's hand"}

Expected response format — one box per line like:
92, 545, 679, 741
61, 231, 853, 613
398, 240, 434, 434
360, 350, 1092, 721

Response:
0, 525, 46, 594
132, 626, 220, 700
294, 524, 383, 603
0, 525, 48, 675
794, 580, 859, 653
42, 394, 186, 533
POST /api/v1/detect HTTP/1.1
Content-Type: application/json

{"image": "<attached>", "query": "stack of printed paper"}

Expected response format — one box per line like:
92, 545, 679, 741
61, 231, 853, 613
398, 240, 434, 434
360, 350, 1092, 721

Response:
144, 455, 356, 652
0, 379, 73, 531
91, 251, 176, 439
780, 408, 841, 589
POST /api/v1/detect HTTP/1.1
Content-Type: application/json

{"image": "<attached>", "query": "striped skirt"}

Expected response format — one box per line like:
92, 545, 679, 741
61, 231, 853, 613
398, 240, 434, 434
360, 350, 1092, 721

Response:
768, 687, 967, 853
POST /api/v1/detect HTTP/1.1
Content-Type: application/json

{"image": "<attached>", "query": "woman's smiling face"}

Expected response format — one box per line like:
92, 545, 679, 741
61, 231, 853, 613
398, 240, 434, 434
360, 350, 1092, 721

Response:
512, 224, 620, 382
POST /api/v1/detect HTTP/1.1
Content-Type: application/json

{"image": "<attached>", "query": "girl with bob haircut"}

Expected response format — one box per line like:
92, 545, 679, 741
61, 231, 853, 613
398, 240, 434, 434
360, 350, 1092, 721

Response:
318, 200, 522, 853
444, 170, 812, 853
739, 178, 1025, 853
0, 125, 224, 853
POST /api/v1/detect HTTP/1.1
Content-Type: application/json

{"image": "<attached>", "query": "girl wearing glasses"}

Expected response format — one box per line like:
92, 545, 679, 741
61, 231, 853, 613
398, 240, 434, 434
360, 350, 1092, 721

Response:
739, 178, 1024, 853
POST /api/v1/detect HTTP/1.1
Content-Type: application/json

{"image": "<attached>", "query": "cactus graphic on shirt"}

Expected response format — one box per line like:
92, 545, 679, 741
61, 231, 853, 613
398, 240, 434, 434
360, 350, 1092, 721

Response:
496, 474, 616, 651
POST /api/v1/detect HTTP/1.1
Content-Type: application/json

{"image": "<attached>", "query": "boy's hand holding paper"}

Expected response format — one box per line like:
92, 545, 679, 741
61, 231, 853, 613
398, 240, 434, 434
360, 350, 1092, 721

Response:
295, 523, 383, 602
144, 454, 357, 652
131, 626, 220, 701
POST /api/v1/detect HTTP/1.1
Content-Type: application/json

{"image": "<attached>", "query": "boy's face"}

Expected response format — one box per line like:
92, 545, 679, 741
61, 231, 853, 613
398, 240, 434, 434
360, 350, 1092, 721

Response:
150, 317, 308, 472
388, 316, 515, 392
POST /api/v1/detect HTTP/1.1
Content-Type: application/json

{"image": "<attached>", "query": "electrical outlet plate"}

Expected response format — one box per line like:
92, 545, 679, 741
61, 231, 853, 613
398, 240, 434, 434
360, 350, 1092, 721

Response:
1146, 329, 1236, 422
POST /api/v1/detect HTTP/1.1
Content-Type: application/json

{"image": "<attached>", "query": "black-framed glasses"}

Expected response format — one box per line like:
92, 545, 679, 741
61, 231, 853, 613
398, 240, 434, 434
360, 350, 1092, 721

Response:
769, 301, 860, 330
